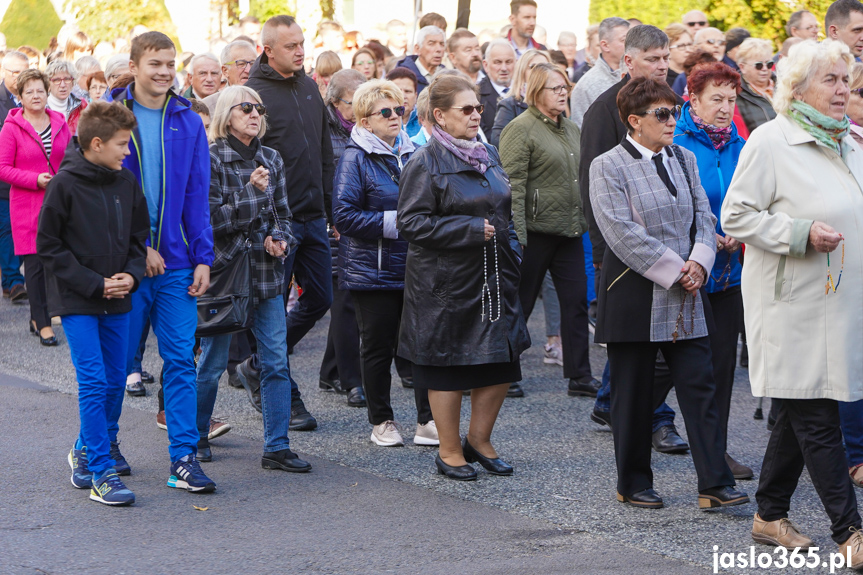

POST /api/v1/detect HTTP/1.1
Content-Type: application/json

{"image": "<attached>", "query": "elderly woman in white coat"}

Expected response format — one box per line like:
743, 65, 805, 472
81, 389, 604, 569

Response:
722, 40, 863, 562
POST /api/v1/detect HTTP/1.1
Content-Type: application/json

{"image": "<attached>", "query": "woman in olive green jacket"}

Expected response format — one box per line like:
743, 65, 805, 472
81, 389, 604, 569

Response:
500, 63, 597, 397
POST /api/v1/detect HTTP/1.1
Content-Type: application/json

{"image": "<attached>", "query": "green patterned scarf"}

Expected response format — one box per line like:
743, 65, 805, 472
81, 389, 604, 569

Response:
788, 99, 850, 155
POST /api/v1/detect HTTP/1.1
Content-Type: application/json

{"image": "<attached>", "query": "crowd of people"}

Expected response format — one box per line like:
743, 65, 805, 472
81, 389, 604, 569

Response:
4, 0, 863, 566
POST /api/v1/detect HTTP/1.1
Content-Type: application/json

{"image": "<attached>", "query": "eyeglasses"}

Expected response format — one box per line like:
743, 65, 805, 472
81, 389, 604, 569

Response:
225, 59, 254, 69
639, 105, 682, 123
542, 84, 571, 95
686, 21, 707, 27
703, 39, 726, 46
370, 106, 406, 118
852, 88, 863, 97
449, 104, 484, 115
748, 60, 775, 71
50, 77, 74, 85
354, 60, 375, 67
230, 101, 267, 115
339, 98, 352, 105
2, 68, 23, 77
670, 42, 693, 50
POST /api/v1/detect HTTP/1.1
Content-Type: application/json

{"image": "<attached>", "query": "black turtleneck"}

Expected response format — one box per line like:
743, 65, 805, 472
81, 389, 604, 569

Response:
227, 133, 261, 161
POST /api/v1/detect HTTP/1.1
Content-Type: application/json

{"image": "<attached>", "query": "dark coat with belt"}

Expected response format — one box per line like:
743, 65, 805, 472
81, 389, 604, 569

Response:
396, 137, 531, 366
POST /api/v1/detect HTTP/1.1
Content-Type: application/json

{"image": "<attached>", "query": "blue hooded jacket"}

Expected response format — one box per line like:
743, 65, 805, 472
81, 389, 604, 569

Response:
107, 84, 214, 270
673, 101, 744, 293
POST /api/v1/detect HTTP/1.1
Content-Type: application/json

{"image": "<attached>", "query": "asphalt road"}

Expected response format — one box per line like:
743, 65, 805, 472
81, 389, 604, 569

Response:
0, 292, 853, 574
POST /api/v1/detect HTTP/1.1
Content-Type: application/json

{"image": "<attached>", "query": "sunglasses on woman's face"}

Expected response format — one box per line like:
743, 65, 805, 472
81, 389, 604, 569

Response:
371, 106, 406, 118
641, 105, 682, 123
231, 102, 267, 115
852, 88, 863, 97
449, 104, 484, 115
750, 60, 775, 71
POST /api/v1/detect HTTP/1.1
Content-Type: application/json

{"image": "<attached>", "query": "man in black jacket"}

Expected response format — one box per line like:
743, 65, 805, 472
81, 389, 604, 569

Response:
0, 51, 26, 302
243, 15, 335, 431
579, 25, 688, 454
477, 39, 516, 138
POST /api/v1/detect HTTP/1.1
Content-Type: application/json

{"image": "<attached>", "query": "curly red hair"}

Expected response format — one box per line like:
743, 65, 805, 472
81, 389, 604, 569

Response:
687, 62, 742, 96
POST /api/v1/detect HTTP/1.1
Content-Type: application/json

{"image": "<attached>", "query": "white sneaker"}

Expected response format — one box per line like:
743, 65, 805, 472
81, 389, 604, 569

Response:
371, 421, 404, 447
414, 420, 440, 446
543, 343, 563, 366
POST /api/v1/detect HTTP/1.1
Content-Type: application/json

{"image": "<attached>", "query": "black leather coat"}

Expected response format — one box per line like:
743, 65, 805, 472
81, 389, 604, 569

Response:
396, 138, 531, 366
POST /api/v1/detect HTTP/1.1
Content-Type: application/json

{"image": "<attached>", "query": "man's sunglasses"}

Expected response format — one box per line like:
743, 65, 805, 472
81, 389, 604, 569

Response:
686, 21, 707, 27
749, 60, 775, 71
231, 102, 267, 115
640, 105, 682, 123
371, 106, 406, 118
450, 104, 484, 115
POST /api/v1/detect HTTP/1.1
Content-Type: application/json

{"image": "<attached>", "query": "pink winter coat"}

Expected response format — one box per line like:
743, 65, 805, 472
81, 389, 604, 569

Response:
0, 108, 71, 255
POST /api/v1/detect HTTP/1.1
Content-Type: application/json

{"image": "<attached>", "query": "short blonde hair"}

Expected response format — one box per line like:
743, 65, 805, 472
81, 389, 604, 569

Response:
352, 79, 404, 121
209, 85, 267, 142
525, 63, 571, 107
774, 40, 854, 115
508, 48, 550, 102
735, 38, 773, 65
315, 50, 342, 78
664, 23, 688, 46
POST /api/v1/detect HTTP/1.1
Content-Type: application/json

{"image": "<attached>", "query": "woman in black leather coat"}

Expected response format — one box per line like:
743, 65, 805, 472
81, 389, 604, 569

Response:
397, 74, 531, 481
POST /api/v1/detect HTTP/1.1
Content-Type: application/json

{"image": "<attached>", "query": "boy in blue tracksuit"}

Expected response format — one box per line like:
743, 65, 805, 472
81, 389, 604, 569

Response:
105, 32, 217, 493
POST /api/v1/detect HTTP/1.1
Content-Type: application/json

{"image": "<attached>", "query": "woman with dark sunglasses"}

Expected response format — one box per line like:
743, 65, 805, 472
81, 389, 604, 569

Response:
332, 79, 436, 448
590, 77, 747, 510
736, 38, 777, 133
500, 63, 598, 399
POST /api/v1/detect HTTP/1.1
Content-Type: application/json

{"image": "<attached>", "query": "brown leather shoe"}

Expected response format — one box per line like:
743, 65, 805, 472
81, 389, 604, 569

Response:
851, 464, 863, 488
726, 453, 754, 480
156, 410, 167, 430
841, 528, 863, 570
751, 514, 814, 549
207, 418, 231, 440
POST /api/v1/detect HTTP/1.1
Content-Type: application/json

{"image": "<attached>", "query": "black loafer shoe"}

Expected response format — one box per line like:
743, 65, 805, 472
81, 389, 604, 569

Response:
141, 370, 155, 384
347, 386, 367, 408
227, 371, 243, 388
401, 377, 414, 389
617, 488, 664, 509
506, 383, 524, 398
435, 454, 477, 481
289, 399, 318, 431
698, 485, 750, 509
262, 449, 312, 473
125, 379, 146, 397
237, 358, 262, 413
462, 437, 513, 476
652, 425, 689, 453
40, 335, 59, 347
590, 408, 612, 430
567, 378, 601, 397
197, 441, 212, 463
319, 378, 348, 394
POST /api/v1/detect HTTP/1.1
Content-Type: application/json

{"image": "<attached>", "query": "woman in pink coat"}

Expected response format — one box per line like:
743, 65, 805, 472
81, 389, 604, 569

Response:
0, 69, 71, 345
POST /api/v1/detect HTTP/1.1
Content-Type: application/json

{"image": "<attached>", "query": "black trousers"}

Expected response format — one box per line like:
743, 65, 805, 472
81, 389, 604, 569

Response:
22, 254, 50, 330
607, 336, 734, 496
757, 398, 861, 544
319, 277, 362, 390
351, 289, 431, 425
519, 233, 591, 381
707, 287, 742, 443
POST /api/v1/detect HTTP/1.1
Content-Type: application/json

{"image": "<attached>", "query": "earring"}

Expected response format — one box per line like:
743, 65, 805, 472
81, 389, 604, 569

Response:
639, 130, 642, 138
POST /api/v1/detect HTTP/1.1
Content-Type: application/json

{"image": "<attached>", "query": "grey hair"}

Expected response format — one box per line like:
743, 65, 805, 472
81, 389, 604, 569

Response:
414, 25, 445, 49
189, 52, 219, 74
694, 27, 723, 44
219, 40, 255, 65
558, 31, 577, 44
786, 10, 810, 37
484, 38, 515, 60
774, 39, 854, 114
45, 59, 78, 81
415, 87, 430, 122
598, 17, 629, 42
624, 25, 669, 55
74, 55, 100, 74
324, 68, 365, 105
104, 53, 130, 79
209, 85, 267, 142
2, 51, 28, 67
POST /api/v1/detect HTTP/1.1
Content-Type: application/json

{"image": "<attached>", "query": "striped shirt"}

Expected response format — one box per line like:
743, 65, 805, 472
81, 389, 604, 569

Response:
38, 124, 51, 158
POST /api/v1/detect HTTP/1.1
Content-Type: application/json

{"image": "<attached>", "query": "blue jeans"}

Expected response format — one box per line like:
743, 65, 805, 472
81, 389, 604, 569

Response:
63, 313, 130, 475
129, 319, 151, 375
595, 360, 676, 432
0, 198, 23, 289
197, 296, 291, 452
583, 233, 595, 303
112, 269, 199, 462
840, 400, 863, 467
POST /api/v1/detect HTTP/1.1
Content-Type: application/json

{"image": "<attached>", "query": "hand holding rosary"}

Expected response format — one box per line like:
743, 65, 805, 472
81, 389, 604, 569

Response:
825, 237, 845, 295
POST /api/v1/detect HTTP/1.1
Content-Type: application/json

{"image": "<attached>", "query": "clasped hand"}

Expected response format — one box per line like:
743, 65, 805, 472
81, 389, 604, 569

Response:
678, 260, 705, 294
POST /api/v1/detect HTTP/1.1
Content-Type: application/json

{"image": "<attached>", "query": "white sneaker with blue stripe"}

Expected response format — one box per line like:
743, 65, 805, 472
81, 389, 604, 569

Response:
89, 468, 135, 506
167, 455, 216, 493
68, 445, 91, 489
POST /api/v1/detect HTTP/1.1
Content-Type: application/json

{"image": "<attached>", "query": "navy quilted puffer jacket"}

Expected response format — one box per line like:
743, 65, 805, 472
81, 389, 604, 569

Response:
333, 128, 415, 290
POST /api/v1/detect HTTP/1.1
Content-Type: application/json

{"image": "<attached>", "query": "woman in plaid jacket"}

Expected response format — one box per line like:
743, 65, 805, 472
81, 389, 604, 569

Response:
193, 86, 309, 473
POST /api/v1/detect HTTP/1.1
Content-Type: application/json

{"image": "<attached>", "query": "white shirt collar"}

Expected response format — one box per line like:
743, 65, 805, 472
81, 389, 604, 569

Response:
626, 134, 665, 160
490, 79, 509, 97
415, 59, 432, 81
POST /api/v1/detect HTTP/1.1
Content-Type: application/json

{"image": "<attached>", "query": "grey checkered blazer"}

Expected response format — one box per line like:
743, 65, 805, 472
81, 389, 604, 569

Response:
589, 140, 717, 342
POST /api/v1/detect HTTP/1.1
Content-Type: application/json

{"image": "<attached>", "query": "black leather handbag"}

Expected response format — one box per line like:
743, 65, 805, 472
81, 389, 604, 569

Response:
195, 238, 254, 338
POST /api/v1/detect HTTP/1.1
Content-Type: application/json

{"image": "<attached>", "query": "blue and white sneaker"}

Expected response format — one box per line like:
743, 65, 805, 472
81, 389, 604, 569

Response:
68, 445, 91, 489
167, 455, 216, 493
89, 468, 135, 506
109, 440, 131, 476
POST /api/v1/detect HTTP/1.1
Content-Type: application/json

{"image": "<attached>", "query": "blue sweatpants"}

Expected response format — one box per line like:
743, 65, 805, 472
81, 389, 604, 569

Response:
109, 269, 199, 462
63, 313, 131, 476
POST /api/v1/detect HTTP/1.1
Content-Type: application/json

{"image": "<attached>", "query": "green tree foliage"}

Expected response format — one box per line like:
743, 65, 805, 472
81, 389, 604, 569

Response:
249, 0, 296, 21
65, 0, 181, 50
0, 0, 62, 50
589, 0, 832, 48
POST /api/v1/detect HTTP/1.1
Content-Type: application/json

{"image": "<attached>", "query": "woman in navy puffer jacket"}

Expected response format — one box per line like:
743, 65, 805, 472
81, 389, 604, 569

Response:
333, 80, 436, 448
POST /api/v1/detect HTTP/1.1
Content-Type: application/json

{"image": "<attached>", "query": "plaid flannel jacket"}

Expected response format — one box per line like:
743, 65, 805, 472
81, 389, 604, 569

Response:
209, 138, 294, 302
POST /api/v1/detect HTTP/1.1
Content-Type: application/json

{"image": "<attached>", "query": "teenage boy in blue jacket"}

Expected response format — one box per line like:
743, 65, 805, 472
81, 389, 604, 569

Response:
105, 32, 217, 493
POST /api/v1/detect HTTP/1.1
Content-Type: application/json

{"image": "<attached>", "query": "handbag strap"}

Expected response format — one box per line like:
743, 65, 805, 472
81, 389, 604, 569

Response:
670, 144, 697, 249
